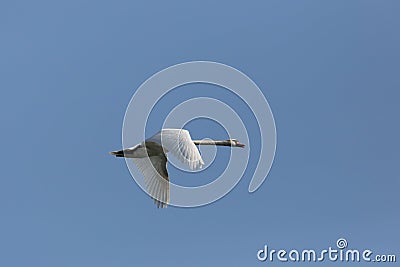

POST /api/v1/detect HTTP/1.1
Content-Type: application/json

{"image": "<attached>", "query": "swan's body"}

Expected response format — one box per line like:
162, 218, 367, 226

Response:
110, 129, 245, 208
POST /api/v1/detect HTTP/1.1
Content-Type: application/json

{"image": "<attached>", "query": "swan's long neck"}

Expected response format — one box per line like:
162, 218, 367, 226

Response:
193, 140, 231, 146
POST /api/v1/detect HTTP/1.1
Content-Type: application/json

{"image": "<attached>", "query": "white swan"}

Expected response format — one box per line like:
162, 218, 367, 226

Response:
110, 128, 245, 208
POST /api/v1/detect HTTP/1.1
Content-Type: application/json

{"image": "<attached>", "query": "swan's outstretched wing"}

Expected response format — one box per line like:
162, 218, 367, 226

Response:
133, 155, 169, 208
147, 129, 204, 170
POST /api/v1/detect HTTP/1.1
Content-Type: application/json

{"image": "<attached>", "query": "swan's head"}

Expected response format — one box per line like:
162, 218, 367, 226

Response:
228, 139, 245, 148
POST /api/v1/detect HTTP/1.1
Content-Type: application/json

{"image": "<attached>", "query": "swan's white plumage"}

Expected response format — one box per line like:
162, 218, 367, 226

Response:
132, 129, 204, 207
147, 129, 205, 170
133, 155, 169, 208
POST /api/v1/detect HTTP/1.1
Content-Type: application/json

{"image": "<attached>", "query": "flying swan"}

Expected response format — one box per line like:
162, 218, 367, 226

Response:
110, 128, 245, 208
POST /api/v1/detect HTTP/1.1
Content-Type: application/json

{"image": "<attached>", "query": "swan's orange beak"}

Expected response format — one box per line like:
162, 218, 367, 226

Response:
237, 142, 245, 148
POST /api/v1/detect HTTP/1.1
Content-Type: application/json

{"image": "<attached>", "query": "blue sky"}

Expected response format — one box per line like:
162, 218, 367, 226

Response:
1, 1, 399, 266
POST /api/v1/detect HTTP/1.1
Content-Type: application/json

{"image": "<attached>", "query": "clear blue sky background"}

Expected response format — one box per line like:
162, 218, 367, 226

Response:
1, 1, 399, 266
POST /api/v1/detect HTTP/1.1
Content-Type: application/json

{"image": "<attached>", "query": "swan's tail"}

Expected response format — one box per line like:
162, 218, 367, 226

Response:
109, 150, 124, 157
